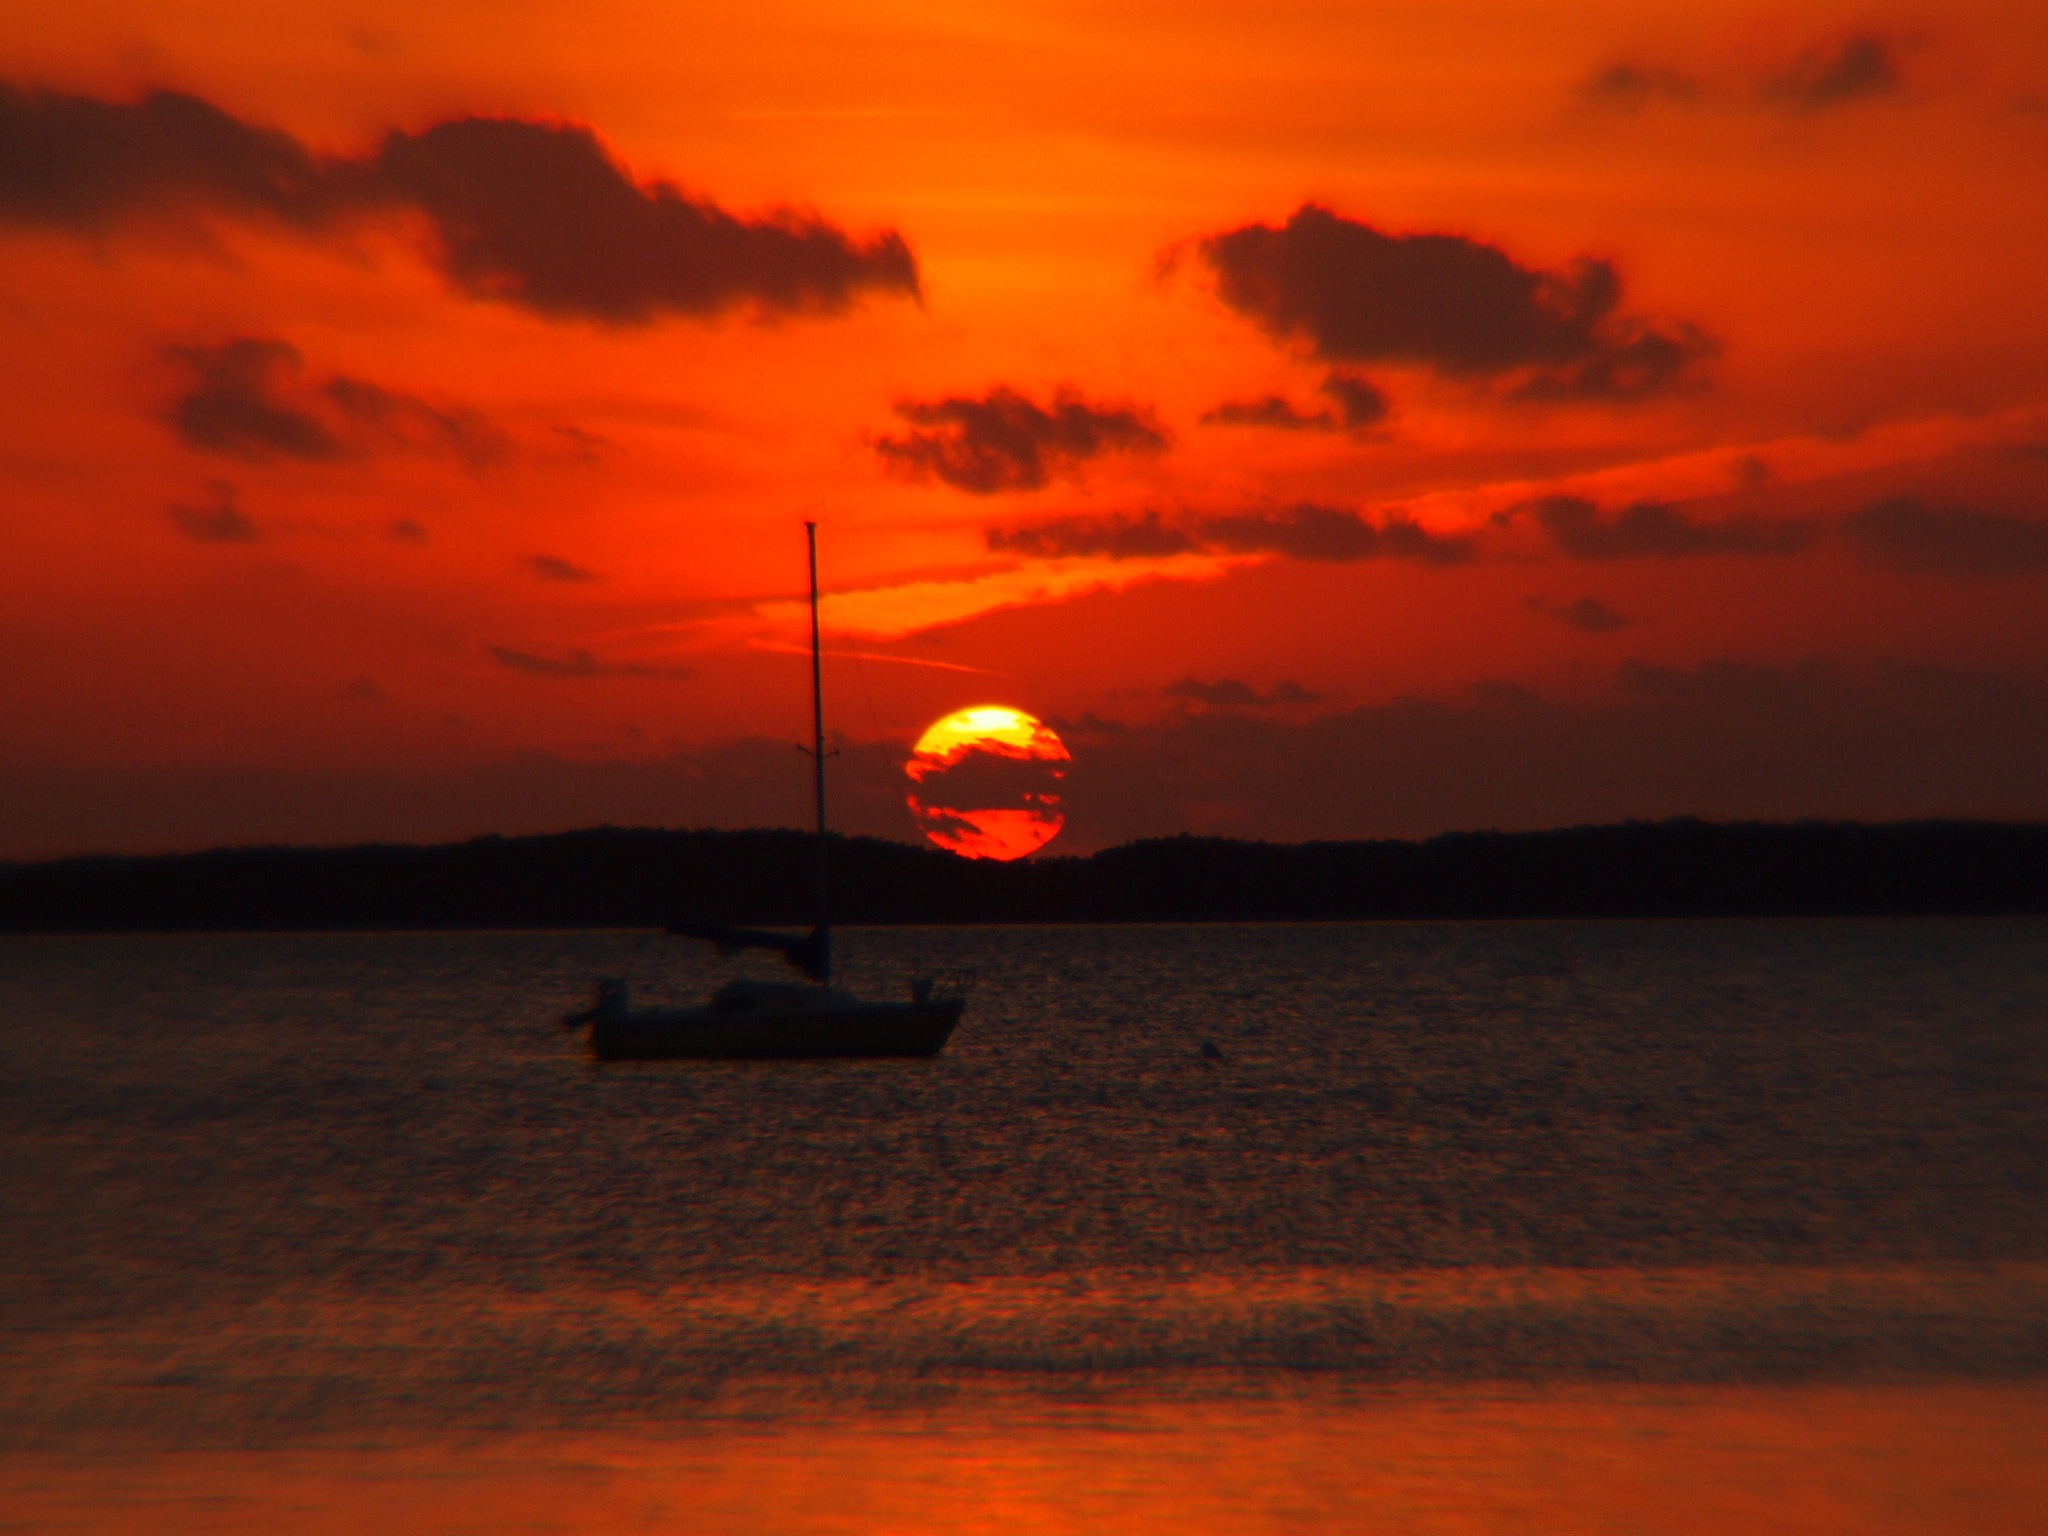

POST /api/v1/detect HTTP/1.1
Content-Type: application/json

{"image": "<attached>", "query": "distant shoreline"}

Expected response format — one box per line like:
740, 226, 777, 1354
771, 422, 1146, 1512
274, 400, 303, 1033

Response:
2, 819, 2044, 932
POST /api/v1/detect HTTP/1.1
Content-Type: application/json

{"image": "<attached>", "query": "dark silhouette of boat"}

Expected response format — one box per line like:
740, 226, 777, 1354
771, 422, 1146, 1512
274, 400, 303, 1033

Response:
566, 523, 968, 1060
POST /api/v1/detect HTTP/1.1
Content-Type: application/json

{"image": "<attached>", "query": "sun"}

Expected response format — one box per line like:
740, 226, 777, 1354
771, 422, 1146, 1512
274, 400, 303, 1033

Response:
906, 706, 1071, 860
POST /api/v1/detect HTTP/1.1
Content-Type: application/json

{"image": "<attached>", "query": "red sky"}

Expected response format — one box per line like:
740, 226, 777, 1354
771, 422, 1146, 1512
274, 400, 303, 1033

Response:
3, 1, 2047, 857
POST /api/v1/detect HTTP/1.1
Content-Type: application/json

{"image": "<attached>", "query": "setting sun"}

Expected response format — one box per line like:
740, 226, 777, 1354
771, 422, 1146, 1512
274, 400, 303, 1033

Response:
905, 706, 1070, 860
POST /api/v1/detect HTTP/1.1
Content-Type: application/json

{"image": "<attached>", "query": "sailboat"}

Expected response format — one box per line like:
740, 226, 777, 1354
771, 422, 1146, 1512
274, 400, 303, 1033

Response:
567, 523, 968, 1061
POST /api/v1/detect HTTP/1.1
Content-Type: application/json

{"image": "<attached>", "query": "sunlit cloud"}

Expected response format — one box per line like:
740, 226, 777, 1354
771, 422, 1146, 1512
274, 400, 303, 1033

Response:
748, 554, 1238, 643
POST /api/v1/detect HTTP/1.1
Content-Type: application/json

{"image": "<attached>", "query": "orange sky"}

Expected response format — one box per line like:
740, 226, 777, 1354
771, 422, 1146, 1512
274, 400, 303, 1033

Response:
3, 1, 2047, 855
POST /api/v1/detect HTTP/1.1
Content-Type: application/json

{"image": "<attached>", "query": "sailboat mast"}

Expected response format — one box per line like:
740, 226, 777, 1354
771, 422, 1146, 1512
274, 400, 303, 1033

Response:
804, 521, 830, 976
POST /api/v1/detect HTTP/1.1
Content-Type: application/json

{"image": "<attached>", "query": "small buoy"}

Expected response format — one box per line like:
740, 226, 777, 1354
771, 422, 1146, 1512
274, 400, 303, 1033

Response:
1199, 1039, 1223, 1061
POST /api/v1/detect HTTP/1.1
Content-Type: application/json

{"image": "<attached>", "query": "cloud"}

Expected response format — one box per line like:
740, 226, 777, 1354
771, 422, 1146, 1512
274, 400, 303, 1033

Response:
166, 338, 343, 460
9, 660, 2048, 857
1526, 495, 1812, 559
1200, 506, 1475, 565
1320, 372, 1389, 428
367, 116, 920, 322
485, 644, 693, 679
1200, 394, 1334, 431
1196, 204, 1715, 400
0, 83, 331, 229
1200, 372, 1388, 433
904, 750, 1065, 814
873, 386, 1169, 494
1582, 63, 1701, 110
321, 375, 508, 467
1527, 594, 1632, 632
987, 505, 1475, 566
1164, 677, 1321, 707
1042, 660, 2048, 848
389, 518, 429, 544
1764, 33, 1904, 111
166, 480, 258, 543
985, 509, 1196, 560
1843, 496, 2048, 578
164, 336, 508, 465
1583, 32, 1911, 116
527, 554, 600, 582
0, 85, 921, 325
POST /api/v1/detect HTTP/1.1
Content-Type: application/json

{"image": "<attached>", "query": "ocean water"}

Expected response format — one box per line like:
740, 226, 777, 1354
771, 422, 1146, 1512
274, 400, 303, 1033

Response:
3, 919, 2045, 1531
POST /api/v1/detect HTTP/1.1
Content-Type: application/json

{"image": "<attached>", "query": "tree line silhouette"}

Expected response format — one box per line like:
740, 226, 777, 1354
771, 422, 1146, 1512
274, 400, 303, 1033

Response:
2, 819, 2044, 932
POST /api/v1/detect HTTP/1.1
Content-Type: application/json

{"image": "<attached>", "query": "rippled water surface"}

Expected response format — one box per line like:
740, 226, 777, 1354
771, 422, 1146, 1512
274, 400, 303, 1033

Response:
4, 920, 2046, 1529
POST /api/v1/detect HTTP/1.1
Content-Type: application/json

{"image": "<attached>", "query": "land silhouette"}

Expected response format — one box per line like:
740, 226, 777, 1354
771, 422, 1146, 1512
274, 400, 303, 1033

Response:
2, 819, 2043, 932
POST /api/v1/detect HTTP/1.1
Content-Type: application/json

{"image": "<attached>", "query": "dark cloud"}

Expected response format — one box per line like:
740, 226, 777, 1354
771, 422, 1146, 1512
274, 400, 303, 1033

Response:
389, 518, 429, 544
1843, 496, 2048, 578
1164, 677, 1320, 707
0, 85, 920, 324
485, 644, 693, 679
1200, 394, 1335, 431
1320, 372, 1389, 428
986, 509, 1196, 560
368, 117, 920, 322
321, 375, 508, 467
166, 338, 343, 460
1196, 204, 1714, 400
0, 84, 331, 228
551, 424, 611, 462
0, 737, 849, 858
1200, 506, 1474, 565
905, 750, 1064, 814
1764, 33, 1904, 110
1582, 63, 1701, 109
1508, 326, 1715, 404
1044, 660, 2048, 849
527, 554, 599, 582
1527, 594, 1632, 632
987, 505, 1474, 566
874, 386, 1169, 494
164, 336, 508, 466
8, 660, 2048, 857
1583, 33, 1909, 117
1216, 505, 1377, 563
1202, 372, 1391, 433
167, 481, 258, 543
1527, 495, 1812, 559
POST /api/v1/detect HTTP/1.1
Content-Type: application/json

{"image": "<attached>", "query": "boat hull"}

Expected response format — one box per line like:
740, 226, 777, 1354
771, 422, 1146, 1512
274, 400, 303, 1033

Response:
588, 998, 964, 1061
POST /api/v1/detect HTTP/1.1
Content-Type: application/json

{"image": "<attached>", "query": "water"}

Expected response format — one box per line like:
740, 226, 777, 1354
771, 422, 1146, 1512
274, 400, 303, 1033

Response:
3, 920, 2045, 1530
